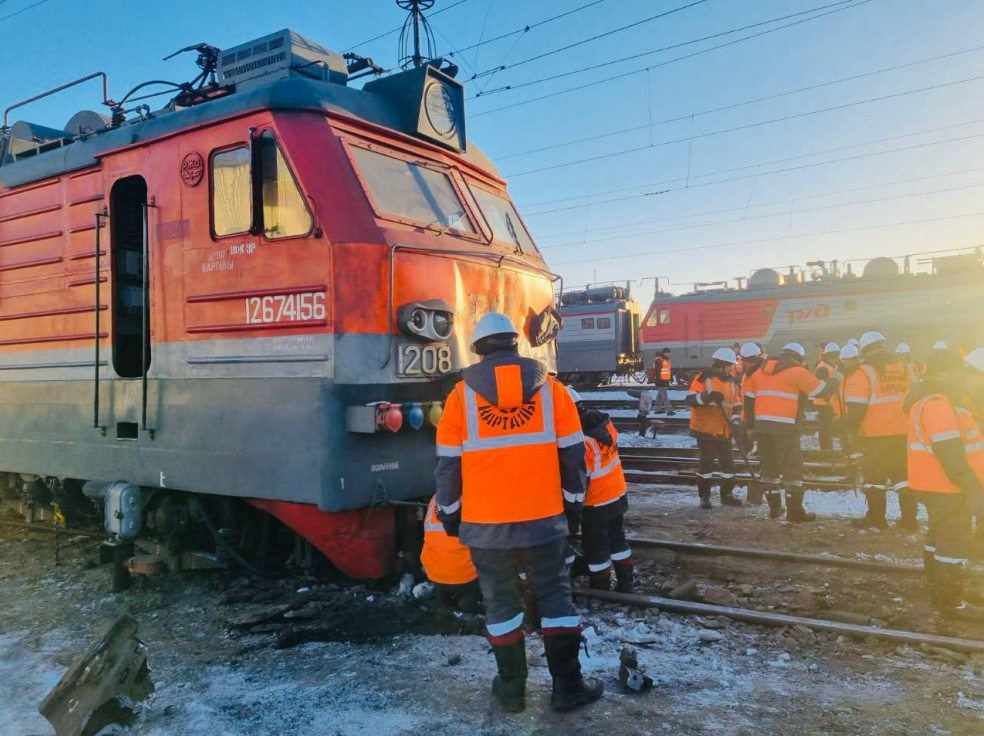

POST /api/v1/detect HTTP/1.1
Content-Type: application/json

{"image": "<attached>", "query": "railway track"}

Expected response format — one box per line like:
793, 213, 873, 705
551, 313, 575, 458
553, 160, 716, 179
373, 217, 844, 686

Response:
610, 415, 821, 434
574, 588, 984, 655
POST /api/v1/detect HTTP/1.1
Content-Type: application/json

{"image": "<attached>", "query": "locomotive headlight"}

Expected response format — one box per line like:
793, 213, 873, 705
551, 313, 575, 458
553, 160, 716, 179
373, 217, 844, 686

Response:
432, 312, 453, 340
397, 300, 455, 342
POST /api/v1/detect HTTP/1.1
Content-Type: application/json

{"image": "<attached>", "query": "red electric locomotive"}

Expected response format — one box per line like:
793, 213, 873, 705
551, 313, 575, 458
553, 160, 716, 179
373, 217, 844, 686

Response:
639, 254, 984, 376
0, 26, 559, 578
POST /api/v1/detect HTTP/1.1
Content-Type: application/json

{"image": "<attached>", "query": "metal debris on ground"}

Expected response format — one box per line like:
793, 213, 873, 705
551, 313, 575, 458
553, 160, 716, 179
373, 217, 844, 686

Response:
38, 614, 154, 736
618, 647, 654, 692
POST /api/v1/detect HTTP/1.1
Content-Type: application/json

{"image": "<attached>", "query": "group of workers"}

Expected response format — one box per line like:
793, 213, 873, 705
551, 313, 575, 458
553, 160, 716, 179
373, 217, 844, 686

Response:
424, 312, 631, 714
669, 334, 984, 622
417, 311, 984, 715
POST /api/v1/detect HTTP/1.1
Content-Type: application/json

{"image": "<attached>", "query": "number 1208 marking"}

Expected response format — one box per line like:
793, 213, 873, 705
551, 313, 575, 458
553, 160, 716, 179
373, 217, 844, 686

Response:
245, 292, 326, 324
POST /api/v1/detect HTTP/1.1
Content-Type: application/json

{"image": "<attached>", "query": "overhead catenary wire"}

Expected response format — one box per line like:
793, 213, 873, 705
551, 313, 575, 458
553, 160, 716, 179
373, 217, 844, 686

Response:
469, 0, 713, 79
496, 44, 984, 161
470, 0, 872, 112
540, 180, 984, 252
551, 210, 984, 267
341, 0, 473, 53
444, 0, 614, 59
527, 118, 984, 210
525, 129, 984, 217
536, 157, 984, 242
0, 0, 53, 21
505, 73, 984, 178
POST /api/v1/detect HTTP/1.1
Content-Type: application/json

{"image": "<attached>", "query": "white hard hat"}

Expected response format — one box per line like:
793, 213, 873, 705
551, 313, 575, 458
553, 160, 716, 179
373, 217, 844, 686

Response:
859, 331, 885, 350
933, 340, 948, 350
566, 385, 582, 404
847, 338, 860, 348
895, 342, 910, 355
470, 312, 519, 348
711, 347, 738, 365
840, 344, 860, 360
739, 343, 761, 358
782, 343, 806, 357
966, 348, 984, 375
823, 342, 840, 354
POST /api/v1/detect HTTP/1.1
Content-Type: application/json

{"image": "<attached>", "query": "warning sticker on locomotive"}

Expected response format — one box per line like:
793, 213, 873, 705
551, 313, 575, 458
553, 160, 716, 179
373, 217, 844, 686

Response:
245, 292, 326, 324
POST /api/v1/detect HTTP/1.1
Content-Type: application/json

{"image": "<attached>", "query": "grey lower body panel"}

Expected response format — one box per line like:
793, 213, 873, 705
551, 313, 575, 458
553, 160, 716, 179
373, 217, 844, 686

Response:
0, 376, 445, 512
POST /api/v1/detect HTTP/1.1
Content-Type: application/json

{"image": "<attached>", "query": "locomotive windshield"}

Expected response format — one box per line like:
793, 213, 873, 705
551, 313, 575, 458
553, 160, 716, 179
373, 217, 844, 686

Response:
350, 145, 476, 234
470, 186, 538, 254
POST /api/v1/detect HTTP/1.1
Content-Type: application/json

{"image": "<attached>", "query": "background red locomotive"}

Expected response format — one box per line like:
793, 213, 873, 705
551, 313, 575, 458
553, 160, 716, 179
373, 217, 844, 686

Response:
0, 27, 559, 579
638, 253, 984, 378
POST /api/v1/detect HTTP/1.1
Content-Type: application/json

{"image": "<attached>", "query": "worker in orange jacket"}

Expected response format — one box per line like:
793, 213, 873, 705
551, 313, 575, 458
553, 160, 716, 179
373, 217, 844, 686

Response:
745, 343, 841, 522
434, 313, 602, 714
904, 348, 984, 621
738, 343, 766, 503
686, 347, 743, 509
421, 495, 481, 613
814, 343, 841, 453
843, 331, 917, 531
567, 388, 633, 593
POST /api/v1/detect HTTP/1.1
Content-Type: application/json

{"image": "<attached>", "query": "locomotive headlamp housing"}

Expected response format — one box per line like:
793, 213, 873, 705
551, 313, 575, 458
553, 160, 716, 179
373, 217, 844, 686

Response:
397, 299, 454, 342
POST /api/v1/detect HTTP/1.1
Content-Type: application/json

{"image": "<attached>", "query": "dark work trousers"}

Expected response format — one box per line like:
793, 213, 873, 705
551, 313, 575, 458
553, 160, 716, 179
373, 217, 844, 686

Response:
581, 500, 631, 573
917, 492, 974, 565
652, 386, 672, 414
860, 435, 917, 523
817, 406, 836, 452
433, 579, 481, 608
696, 437, 736, 499
755, 432, 803, 489
470, 536, 578, 643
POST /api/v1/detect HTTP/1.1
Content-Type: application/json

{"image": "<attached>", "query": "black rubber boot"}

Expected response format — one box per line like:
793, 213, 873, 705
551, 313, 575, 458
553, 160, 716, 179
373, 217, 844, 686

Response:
720, 484, 743, 506
851, 488, 888, 529
935, 562, 984, 623
588, 568, 611, 591
923, 549, 941, 609
766, 491, 784, 519
785, 488, 816, 523
491, 636, 528, 713
613, 559, 634, 594
637, 415, 648, 438
544, 633, 604, 713
896, 490, 919, 532
570, 551, 590, 579
698, 481, 712, 509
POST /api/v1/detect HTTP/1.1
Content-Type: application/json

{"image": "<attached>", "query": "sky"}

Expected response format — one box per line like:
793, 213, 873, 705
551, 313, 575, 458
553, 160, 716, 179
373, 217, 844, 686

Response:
2, 0, 983, 303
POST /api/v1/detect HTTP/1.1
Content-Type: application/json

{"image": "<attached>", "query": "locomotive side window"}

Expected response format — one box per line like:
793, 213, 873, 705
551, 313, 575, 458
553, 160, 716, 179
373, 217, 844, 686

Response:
581, 318, 595, 329
470, 187, 538, 254
258, 131, 312, 239
211, 147, 252, 236
644, 307, 672, 327
597, 317, 612, 329
350, 146, 475, 234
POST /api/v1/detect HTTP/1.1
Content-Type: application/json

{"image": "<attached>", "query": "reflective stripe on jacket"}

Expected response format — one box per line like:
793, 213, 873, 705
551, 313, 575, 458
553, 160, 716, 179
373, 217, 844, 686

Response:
585, 421, 627, 507
908, 394, 984, 494
687, 373, 741, 439
436, 369, 584, 527
420, 496, 477, 585
844, 362, 911, 437
753, 362, 825, 429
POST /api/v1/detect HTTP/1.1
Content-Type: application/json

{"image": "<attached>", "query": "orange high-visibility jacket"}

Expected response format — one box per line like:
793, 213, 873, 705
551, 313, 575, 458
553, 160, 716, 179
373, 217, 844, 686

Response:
741, 363, 767, 420
813, 360, 842, 418
752, 361, 825, 428
908, 394, 984, 494
658, 357, 672, 382
585, 420, 627, 507
436, 369, 584, 525
844, 362, 911, 437
688, 373, 741, 439
421, 496, 477, 585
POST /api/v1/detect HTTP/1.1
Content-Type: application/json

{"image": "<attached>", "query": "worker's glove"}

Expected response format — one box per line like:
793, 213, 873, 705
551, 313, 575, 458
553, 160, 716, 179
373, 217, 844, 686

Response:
566, 511, 582, 537
441, 518, 461, 538
730, 414, 743, 427
708, 391, 725, 405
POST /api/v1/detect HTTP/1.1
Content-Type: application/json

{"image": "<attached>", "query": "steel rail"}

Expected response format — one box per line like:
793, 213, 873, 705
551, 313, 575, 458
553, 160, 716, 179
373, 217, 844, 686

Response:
574, 588, 984, 654
624, 535, 923, 575
623, 471, 855, 492
0, 519, 103, 539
